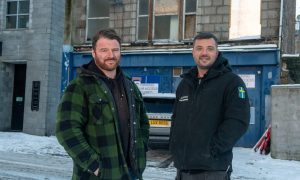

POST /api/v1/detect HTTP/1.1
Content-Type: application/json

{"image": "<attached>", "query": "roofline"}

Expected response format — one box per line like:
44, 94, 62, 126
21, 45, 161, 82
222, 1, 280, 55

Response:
72, 44, 279, 55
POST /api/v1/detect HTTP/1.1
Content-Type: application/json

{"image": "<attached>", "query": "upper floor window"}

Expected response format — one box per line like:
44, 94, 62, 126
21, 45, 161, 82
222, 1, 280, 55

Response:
137, 0, 196, 42
296, 0, 300, 31
6, 0, 30, 29
154, 0, 179, 41
86, 0, 110, 41
183, 0, 196, 39
229, 0, 261, 40
138, 0, 149, 40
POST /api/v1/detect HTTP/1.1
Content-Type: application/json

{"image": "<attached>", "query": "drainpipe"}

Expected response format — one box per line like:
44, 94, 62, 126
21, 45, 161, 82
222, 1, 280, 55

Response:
277, 0, 284, 84
278, 0, 284, 53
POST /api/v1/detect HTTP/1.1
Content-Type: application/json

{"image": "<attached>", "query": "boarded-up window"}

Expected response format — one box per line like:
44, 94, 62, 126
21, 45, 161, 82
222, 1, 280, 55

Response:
154, 0, 178, 14
184, 0, 196, 39
136, 0, 196, 41
173, 67, 183, 77
86, 0, 110, 41
229, 0, 261, 40
185, 15, 196, 39
154, 0, 179, 40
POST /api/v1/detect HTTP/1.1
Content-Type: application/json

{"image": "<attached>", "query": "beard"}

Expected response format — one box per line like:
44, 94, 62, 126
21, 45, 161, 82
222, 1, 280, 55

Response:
94, 57, 119, 72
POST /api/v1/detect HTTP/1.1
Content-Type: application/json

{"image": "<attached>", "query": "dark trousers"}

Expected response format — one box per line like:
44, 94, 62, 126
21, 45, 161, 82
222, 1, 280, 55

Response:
176, 169, 231, 180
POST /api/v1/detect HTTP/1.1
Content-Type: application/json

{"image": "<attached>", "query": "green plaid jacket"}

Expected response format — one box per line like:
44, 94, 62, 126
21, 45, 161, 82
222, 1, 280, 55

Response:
56, 67, 149, 180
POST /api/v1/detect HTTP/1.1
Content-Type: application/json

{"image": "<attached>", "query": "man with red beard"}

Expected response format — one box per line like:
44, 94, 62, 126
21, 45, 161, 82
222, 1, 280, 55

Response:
170, 32, 250, 180
56, 29, 149, 180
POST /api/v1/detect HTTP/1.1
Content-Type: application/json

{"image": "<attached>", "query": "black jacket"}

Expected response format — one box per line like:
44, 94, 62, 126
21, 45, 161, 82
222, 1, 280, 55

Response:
170, 53, 250, 172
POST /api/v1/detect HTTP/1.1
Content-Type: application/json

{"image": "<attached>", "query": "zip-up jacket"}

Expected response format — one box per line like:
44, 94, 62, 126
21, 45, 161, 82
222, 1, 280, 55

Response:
56, 61, 149, 180
170, 53, 250, 172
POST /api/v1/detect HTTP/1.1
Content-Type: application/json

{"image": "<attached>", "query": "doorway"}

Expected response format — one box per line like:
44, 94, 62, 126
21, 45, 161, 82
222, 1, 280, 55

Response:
11, 64, 27, 131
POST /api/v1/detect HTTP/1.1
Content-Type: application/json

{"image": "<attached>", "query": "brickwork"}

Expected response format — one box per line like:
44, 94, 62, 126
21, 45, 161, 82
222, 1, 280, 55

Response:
197, 0, 230, 41
110, 0, 137, 43
68, 0, 283, 47
261, 0, 281, 40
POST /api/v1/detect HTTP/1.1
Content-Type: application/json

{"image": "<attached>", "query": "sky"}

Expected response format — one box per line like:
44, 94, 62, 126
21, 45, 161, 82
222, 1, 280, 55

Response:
0, 132, 300, 180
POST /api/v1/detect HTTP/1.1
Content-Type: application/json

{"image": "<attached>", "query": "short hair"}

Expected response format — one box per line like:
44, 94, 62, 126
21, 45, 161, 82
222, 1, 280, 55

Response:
193, 32, 219, 46
92, 29, 121, 50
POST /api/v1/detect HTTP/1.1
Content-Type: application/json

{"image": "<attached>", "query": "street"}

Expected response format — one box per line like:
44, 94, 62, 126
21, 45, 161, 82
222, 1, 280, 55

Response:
0, 149, 175, 180
0, 151, 72, 180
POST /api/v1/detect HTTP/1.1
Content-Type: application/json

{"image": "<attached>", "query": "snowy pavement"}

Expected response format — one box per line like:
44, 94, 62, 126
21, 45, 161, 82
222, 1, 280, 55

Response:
0, 132, 300, 180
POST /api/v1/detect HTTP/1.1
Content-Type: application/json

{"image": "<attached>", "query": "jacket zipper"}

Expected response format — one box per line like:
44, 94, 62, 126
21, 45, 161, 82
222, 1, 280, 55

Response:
182, 78, 202, 169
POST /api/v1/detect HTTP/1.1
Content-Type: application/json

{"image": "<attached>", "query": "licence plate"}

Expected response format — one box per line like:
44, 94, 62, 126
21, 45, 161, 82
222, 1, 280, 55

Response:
149, 119, 171, 127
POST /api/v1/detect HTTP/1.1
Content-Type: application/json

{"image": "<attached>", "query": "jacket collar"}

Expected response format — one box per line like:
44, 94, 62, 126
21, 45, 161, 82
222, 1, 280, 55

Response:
79, 59, 124, 81
182, 52, 232, 81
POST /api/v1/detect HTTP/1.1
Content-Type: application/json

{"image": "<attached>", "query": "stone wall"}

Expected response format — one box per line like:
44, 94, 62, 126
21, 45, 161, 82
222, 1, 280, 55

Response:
261, 0, 281, 40
0, 63, 14, 131
197, 0, 230, 41
281, 56, 300, 84
69, 0, 281, 45
271, 85, 300, 161
0, 0, 64, 135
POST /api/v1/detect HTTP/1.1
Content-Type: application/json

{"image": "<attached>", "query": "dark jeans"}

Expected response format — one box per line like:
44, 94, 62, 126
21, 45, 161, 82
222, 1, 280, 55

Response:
176, 169, 231, 180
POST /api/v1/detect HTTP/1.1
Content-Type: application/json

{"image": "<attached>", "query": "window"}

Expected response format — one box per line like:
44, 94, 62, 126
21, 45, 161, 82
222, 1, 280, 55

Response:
154, 0, 179, 41
173, 67, 182, 77
296, 0, 300, 31
229, 0, 261, 40
6, 0, 30, 29
183, 0, 196, 39
137, 0, 196, 42
137, 0, 149, 40
86, 0, 110, 41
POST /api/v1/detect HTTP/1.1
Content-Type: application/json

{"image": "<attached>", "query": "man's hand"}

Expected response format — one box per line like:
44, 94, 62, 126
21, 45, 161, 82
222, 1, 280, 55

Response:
94, 168, 100, 176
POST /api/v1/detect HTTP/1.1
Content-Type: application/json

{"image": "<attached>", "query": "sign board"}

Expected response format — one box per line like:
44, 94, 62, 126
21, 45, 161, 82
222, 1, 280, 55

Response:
136, 83, 159, 94
239, 74, 255, 88
31, 81, 40, 111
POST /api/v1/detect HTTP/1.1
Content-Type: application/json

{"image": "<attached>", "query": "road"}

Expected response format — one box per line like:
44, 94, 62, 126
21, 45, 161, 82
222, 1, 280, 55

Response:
0, 149, 175, 180
0, 151, 72, 179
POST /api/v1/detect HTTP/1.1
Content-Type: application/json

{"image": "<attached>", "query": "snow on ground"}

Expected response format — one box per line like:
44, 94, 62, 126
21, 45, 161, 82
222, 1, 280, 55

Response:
0, 132, 300, 180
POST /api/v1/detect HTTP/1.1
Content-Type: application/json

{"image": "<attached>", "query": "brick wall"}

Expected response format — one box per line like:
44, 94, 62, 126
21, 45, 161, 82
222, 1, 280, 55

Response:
69, 0, 282, 45
261, 0, 281, 40
197, 0, 230, 41
112, 0, 137, 43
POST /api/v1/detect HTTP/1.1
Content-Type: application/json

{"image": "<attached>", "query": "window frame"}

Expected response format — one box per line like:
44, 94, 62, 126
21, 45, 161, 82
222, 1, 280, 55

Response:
229, 0, 261, 40
86, 0, 110, 42
137, 0, 150, 41
152, 0, 179, 42
136, 0, 196, 43
5, 0, 30, 30
182, 0, 197, 40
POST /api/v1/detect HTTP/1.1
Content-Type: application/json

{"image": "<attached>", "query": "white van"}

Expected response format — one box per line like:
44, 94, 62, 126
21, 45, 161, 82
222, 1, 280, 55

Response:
142, 93, 175, 147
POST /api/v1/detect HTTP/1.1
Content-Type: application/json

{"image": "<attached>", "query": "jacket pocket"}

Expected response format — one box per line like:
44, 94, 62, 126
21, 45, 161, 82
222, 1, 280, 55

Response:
88, 94, 110, 124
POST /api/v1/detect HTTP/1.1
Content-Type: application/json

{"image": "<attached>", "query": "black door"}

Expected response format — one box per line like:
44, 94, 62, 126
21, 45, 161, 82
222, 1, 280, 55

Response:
11, 64, 27, 131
